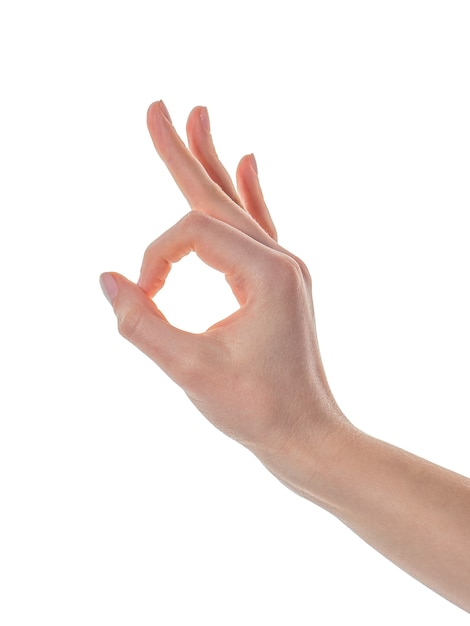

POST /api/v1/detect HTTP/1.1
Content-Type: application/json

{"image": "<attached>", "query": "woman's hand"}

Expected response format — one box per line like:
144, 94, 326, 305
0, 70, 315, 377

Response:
100, 102, 470, 612
100, 101, 346, 470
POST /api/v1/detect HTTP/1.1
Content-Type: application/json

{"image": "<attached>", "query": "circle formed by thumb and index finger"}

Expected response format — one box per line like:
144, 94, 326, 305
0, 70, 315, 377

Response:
138, 211, 277, 301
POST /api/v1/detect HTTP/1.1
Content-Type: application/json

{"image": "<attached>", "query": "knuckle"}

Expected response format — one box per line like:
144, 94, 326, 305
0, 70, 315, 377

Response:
274, 254, 302, 283
291, 254, 313, 288
180, 210, 211, 233
265, 252, 312, 296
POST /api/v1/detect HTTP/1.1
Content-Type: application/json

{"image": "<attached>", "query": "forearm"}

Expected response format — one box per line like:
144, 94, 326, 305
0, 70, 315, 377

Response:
260, 420, 470, 611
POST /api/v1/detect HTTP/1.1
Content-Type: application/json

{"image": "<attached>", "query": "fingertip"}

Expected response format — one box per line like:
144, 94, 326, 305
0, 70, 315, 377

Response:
147, 100, 172, 127
199, 106, 210, 133
250, 153, 258, 174
99, 272, 119, 305
186, 105, 206, 136
146, 101, 159, 124
188, 104, 204, 117
236, 154, 257, 185
159, 100, 172, 123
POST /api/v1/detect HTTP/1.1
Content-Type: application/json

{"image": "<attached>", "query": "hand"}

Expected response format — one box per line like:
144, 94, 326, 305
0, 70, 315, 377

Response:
100, 103, 470, 611
100, 101, 347, 474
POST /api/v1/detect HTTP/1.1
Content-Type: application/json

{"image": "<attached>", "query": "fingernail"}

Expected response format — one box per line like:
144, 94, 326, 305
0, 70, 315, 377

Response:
100, 273, 119, 305
159, 100, 172, 124
200, 106, 210, 133
250, 153, 258, 174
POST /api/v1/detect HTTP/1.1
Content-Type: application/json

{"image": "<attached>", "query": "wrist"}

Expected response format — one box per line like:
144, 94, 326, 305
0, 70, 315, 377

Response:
253, 403, 363, 512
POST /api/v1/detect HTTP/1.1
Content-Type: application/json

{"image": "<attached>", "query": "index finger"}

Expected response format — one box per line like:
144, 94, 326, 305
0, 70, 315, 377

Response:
138, 211, 281, 301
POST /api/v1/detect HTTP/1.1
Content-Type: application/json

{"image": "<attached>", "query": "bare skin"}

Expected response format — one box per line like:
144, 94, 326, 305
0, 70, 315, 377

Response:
100, 101, 470, 612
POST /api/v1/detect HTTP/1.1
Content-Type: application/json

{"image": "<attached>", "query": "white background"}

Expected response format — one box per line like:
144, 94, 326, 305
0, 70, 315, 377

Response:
1, 1, 469, 623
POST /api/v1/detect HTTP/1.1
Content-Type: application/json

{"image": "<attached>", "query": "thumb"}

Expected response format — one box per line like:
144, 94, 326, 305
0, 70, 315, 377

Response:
100, 272, 201, 386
